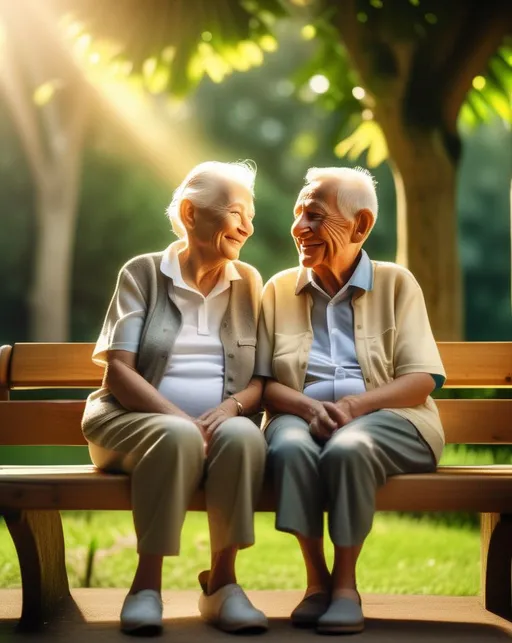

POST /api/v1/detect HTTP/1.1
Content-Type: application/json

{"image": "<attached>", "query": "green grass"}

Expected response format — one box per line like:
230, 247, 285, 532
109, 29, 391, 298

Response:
0, 445, 496, 595
0, 512, 479, 595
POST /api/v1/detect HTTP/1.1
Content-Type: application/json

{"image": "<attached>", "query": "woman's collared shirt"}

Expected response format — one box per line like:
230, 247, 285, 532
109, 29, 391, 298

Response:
158, 243, 241, 416
92, 241, 242, 417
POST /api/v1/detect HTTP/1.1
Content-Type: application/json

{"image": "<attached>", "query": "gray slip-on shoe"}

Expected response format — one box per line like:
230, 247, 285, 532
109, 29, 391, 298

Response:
291, 592, 331, 627
198, 583, 268, 633
120, 589, 163, 636
316, 592, 364, 634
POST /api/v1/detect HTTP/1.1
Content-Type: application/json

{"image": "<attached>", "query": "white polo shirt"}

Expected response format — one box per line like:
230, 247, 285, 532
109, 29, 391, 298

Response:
156, 242, 241, 416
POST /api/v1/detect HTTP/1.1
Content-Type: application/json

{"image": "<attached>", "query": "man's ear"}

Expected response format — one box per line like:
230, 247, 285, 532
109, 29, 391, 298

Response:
351, 208, 374, 243
180, 199, 196, 232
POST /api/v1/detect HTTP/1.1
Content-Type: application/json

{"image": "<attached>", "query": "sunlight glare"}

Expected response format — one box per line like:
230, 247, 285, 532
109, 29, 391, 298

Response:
309, 74, 330, 94
352, 86, 366, 100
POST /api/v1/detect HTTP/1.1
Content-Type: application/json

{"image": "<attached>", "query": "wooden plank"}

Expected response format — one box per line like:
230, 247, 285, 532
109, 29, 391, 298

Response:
0, 401, 87, 445
439, 342, 512, 388
437, 399, 512, 444
1, 465, 512, 512
2, 590, 511, 635
7, 342, 512, 389
10, 343, 103, 389
0, 345, 11, 400
1, 399, 511, 446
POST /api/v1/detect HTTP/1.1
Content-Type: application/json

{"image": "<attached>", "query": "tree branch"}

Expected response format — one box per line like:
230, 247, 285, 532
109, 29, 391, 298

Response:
438, 1, 512, 132
0, 43, 48, 188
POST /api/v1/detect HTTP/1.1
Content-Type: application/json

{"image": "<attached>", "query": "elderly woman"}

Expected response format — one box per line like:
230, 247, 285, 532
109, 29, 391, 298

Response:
82, 161, 268, 635
256, 167, 445, 634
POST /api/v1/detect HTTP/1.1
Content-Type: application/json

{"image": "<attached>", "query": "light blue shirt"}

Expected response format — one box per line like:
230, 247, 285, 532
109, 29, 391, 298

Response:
300, 250, 373, 403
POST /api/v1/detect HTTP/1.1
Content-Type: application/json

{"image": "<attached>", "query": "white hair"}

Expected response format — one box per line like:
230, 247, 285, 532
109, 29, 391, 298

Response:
166, 160, 257, 238
304, 166, 378, 221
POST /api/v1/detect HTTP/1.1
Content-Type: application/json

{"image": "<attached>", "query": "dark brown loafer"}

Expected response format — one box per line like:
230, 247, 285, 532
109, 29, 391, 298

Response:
291, 592, 331, 627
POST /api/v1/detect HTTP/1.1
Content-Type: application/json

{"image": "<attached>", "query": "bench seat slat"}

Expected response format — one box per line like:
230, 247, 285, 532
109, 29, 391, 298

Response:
7, 342, 512, 389
1, 465, 512, 512
1, 399, 511, 445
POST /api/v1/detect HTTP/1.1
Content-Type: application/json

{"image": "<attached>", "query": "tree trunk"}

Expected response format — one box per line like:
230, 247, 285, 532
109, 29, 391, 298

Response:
29, 170, 84, 341
379, 111, 463, 340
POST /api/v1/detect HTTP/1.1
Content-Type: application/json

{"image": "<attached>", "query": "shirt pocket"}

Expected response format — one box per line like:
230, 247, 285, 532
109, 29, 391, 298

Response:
238, 337, 257, 348
366, 327, 395, 380
272, 332, 312, 387
233, 337, 257, 388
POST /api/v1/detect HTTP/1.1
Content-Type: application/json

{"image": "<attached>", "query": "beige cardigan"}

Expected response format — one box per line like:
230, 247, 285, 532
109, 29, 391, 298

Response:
256, 261, 446, 462
82, 247, 262, 433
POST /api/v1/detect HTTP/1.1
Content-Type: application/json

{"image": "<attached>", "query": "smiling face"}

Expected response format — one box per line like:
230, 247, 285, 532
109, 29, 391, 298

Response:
186, 180, 255, 262
291, 177, 356, 272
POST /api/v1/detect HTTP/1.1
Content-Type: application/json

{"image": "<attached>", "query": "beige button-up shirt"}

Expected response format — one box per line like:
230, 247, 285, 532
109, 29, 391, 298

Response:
256, 259, 446, 462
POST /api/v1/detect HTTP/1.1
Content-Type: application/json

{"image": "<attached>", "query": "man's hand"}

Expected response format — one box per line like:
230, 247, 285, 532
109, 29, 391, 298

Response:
332, 395, 365, 429
308, 396, 366, 442
305, 399, 338, 443
197, 398, 239, 441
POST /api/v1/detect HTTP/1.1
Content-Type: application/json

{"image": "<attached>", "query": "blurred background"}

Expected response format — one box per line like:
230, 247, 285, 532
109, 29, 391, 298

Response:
0, 0, 510, 347
0, 0, 511, 594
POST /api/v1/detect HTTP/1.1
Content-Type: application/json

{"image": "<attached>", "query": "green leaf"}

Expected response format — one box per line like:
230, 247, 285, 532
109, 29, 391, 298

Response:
335, 120, 388, 167
33, 80, 60, 106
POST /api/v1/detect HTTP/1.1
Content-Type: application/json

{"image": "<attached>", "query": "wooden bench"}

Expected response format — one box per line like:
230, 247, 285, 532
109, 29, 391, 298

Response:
0, 341, 511, 630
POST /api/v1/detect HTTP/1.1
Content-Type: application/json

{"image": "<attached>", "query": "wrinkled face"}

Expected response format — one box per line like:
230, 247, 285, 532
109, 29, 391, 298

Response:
291, 178, 355, 270
192, 181, 255, 261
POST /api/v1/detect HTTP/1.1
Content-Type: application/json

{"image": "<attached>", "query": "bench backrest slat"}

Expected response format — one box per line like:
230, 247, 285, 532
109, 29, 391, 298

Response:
1, 399, 511, 446
10, 343, 103, 388
6, 342, 512, 389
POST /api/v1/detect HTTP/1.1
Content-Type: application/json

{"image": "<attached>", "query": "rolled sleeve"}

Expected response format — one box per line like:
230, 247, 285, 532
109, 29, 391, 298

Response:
393, 274, 446, 389
92, 268, 147, 366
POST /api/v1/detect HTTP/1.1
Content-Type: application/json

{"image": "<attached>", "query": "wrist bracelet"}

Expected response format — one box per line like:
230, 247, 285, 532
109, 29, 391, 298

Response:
229, 395, 244, 416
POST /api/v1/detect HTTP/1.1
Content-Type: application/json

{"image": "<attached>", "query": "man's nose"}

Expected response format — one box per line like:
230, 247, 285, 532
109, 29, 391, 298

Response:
292, 213, 309, 237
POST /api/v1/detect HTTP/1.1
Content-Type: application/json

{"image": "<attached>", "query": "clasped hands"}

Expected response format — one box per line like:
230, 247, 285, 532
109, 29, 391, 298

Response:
306, 396, 363, 442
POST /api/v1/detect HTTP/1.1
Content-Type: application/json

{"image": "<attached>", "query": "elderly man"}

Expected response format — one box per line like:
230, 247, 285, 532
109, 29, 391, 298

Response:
256, 166, 445, 634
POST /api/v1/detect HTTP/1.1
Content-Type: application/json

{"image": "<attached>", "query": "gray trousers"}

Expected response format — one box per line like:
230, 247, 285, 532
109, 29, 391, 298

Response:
265, 410, 436, 547
85, 413, 266, 556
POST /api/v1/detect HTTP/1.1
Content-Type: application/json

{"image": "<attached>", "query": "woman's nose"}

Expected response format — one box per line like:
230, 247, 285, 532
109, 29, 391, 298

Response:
239, 214, 254, 237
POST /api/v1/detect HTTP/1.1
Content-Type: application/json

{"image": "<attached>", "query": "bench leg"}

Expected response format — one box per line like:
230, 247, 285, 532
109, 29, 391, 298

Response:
481, 512, 512, 620
2, 510, 70, 630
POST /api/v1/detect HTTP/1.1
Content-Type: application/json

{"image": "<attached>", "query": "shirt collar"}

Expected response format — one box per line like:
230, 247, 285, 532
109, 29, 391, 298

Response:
295, 249, 374, 296
160, 240, 242, 291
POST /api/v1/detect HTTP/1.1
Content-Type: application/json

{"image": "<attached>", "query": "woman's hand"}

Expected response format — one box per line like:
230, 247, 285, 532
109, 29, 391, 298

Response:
197, 398, 239, 441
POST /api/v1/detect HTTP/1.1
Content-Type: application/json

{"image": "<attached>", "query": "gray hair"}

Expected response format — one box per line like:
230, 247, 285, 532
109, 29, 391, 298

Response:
166, 160, 257, 238
304, 166, 378, 221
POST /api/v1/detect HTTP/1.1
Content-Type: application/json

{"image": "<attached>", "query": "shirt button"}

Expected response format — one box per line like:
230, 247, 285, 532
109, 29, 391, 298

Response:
365, 377, 370, 383
301, 362, 307, 369
227, 376, 234, 382
228, 353, 234, 358
357, 324, 362, 330
223, 322, 228, 329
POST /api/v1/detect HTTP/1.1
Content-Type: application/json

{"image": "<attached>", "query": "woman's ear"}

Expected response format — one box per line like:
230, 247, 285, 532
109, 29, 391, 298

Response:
351, 208, 374, 243
180, 199, 196, 232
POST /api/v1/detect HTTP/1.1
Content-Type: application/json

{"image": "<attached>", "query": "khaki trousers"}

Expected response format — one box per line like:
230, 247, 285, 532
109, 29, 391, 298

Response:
265, 410, 436, 547
85, 413, 266, 556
